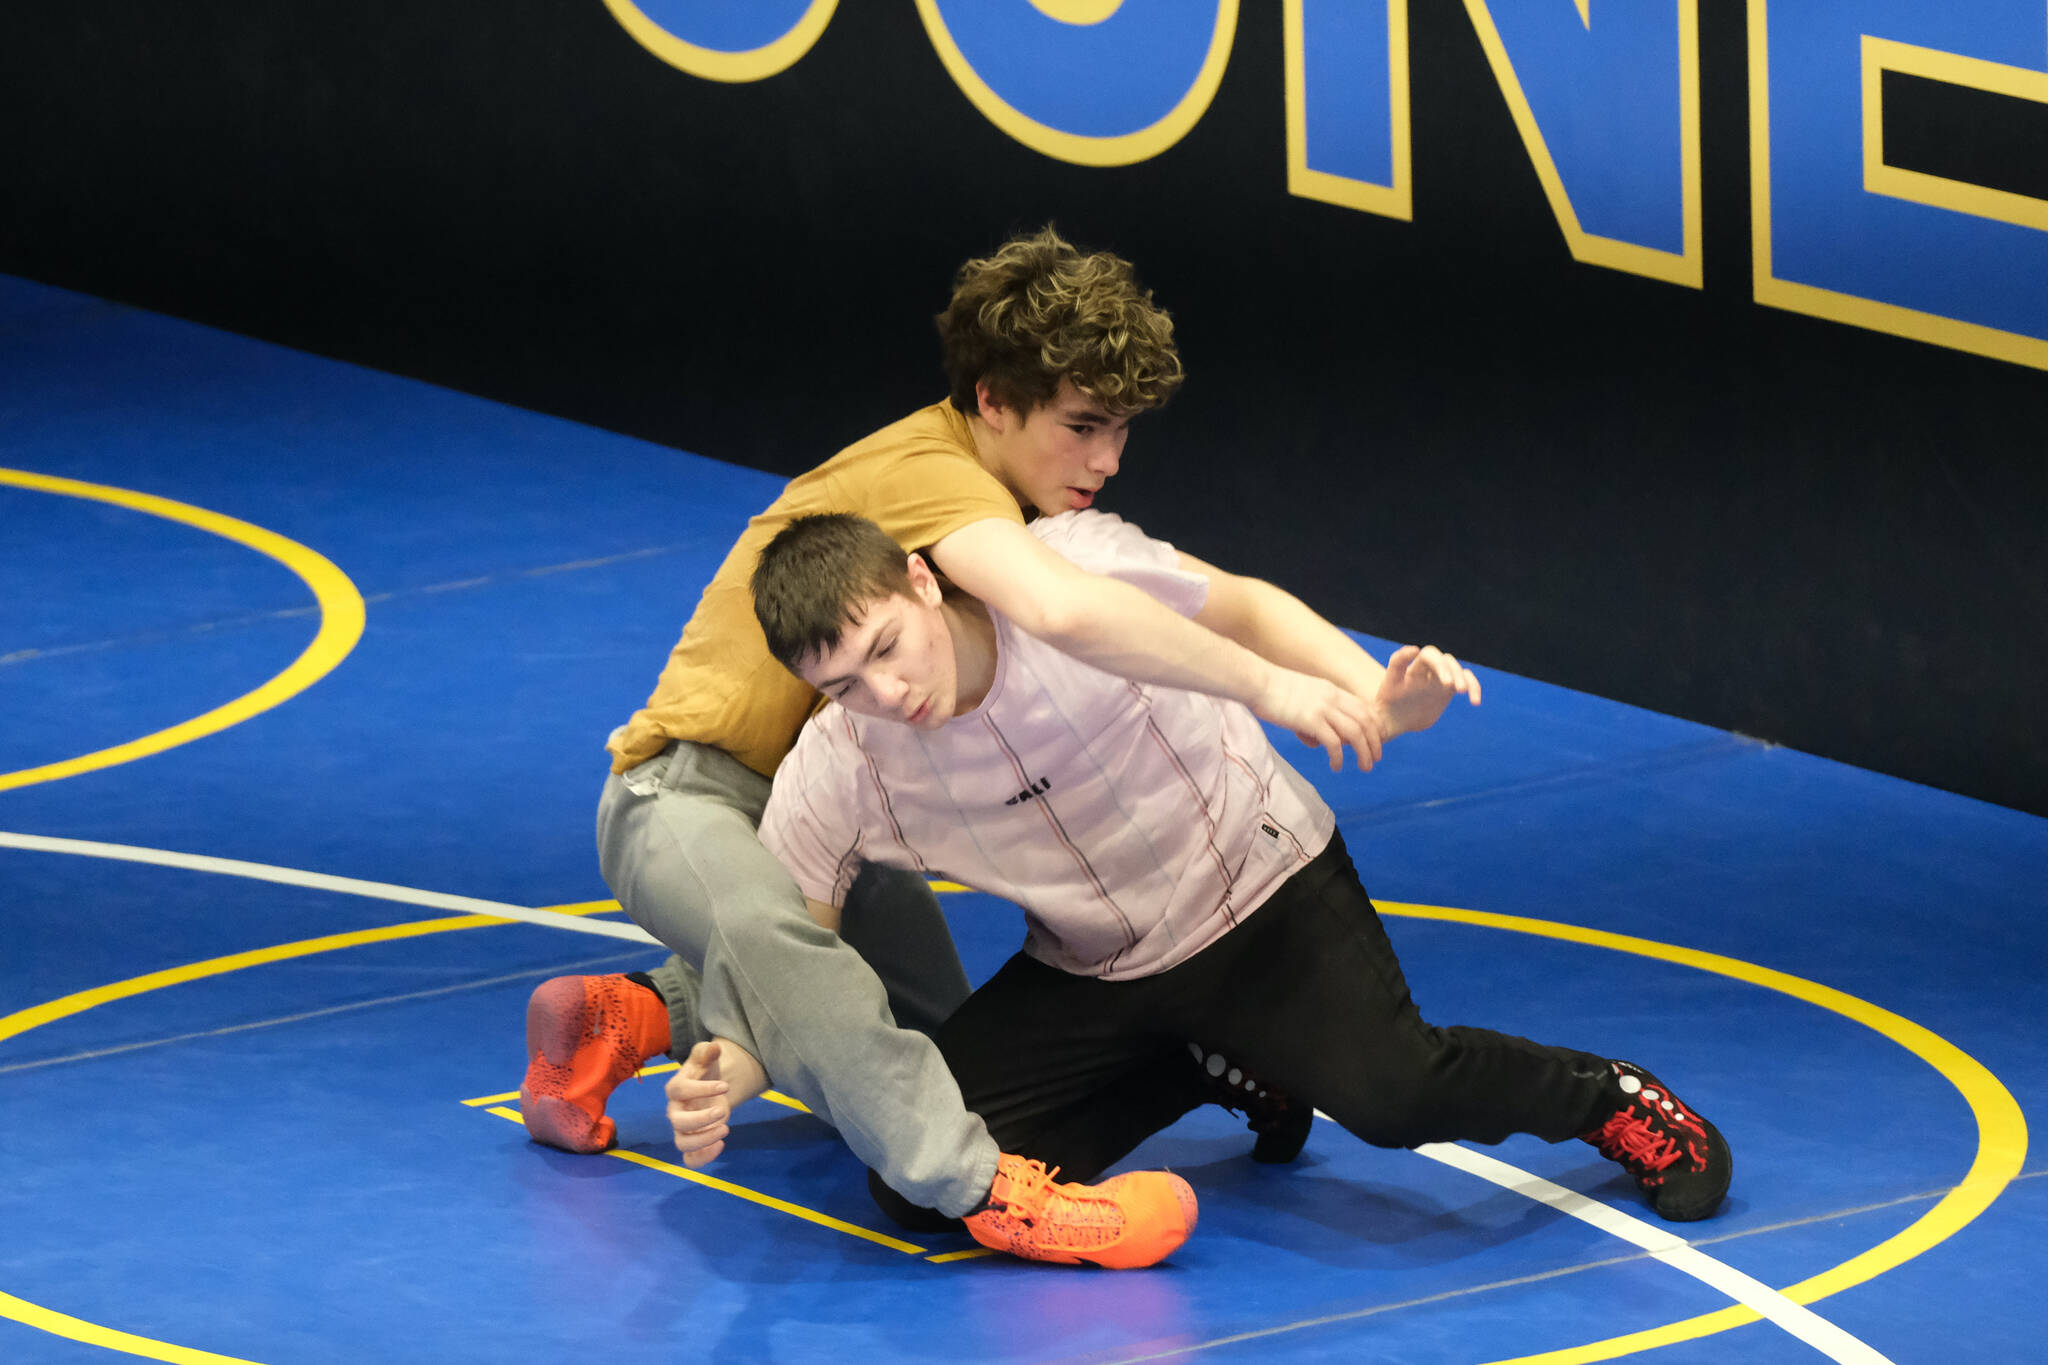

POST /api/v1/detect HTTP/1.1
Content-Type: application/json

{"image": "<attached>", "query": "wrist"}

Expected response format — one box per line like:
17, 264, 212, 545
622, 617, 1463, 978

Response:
713, 1036, 769, 1105
1243, 654, 1286, 709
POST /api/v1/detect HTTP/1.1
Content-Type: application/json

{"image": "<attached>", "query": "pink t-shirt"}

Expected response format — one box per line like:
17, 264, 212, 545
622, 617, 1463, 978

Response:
758, 510, 1336, 980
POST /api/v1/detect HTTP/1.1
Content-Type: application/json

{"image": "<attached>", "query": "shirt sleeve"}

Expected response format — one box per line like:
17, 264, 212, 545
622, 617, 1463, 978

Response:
757, 711, 865, 909
1027, 510, 1210, 618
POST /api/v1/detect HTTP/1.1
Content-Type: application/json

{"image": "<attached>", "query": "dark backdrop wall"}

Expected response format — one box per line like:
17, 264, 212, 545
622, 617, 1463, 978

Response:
4, 2, 2043, 816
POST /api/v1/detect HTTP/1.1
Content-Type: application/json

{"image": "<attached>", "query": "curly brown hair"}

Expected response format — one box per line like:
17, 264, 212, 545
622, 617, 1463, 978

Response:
936, 226, 1184, 418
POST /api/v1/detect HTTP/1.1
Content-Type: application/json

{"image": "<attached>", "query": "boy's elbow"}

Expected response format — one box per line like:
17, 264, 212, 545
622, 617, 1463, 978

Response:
993, 575, 1102, 645
1014, 590, 1084, 644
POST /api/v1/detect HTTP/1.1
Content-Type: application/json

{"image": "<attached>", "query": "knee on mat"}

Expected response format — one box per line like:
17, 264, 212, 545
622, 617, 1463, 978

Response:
867, 1168, 959, 1234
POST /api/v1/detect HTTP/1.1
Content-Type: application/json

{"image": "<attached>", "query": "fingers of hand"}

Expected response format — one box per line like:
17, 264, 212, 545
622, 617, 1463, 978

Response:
667, 1088, 729, 1124
1342, 716, 1380, 770
668, 1099, 730, 1166
1437, 654, 1481, 703
674, 1113, 729, 1164
665, 1070, 730, 1107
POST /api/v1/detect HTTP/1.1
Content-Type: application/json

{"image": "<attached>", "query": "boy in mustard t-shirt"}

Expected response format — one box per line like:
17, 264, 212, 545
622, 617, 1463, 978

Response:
521, 228, 1387, 1267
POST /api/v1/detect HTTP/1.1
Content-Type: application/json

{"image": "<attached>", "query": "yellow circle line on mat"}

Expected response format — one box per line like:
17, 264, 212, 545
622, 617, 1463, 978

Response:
1371, 901, 2029, 1365
0, 899, 617, 1364
0, 469, 366, 793
0, 884, 2024, 1362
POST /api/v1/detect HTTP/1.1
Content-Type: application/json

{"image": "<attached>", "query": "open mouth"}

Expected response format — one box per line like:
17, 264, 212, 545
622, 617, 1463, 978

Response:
1068, 487, 1095, 509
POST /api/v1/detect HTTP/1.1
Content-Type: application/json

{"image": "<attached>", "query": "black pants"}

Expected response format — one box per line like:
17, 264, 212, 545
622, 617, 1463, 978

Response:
871, 832, 1615, 1229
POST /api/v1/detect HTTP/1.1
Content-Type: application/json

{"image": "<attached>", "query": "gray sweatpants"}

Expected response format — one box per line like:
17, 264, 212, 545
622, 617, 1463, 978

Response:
595, 737, 1001, 1216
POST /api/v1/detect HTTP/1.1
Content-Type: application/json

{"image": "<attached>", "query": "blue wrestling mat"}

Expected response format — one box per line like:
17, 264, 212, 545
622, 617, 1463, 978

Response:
2, 275, 2039, 1364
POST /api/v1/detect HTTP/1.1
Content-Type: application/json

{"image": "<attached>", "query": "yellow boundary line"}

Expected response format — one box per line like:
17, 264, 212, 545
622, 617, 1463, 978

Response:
462, 1062, 813, 1115
0, 889, 2024, 1362
460, 1068, 974, 1258
0, 902, 617, 1048
0, 469, 366, 793
0, 1291, 264, 1365
1374, 901, 2029, 1365
475, 1105, 930, 1255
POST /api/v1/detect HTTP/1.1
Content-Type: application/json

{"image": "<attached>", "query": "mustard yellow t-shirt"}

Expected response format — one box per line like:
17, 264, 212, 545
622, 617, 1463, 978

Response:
609, 401, 1024, 778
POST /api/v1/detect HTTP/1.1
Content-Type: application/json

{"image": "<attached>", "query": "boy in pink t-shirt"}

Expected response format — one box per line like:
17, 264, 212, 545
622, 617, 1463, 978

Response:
669, 511, 1734, 1233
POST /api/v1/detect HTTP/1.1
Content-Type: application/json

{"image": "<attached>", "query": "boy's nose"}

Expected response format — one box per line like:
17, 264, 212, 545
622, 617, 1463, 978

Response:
1089, 437, 1123, 476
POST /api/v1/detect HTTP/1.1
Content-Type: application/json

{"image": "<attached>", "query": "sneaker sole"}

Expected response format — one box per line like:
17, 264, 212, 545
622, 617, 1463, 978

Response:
520, 978, 615, 1153
520, 1093, 615, 1153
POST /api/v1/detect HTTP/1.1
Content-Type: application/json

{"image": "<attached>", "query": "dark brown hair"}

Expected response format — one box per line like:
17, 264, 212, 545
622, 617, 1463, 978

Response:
751, 513, 915, 671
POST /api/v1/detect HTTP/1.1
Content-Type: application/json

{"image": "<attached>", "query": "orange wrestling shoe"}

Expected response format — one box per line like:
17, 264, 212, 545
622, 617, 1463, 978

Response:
519, 974, 671, 1152
961, 1154, 1196, 1269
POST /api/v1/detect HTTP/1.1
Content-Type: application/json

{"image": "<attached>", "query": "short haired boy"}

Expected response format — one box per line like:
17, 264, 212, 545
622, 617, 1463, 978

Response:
668, 510, 1733, 1233
521, 229, 1387, 1267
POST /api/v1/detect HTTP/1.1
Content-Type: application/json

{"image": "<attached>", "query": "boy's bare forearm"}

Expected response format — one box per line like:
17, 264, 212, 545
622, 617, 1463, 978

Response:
1041, 572, 1275, 705
1222, 576, 1387, 700
935, 517, 1380, 770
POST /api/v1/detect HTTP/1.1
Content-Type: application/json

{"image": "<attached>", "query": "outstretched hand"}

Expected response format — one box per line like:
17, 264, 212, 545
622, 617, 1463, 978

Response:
666, 1040, 734, 1167
1256, 667, 1386, 772
1375, 644, 1481, 739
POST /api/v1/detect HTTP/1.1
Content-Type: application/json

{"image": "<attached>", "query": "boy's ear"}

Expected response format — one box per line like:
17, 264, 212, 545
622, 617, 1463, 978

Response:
973, 378, 1010, 431
905, 553, 943, 607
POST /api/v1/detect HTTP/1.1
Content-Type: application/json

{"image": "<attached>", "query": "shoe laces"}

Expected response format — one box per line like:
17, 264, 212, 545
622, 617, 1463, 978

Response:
1589, 1108, 1683, 1173
991, 1159, 1119, 1235
993, 1158, 1059, 1222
